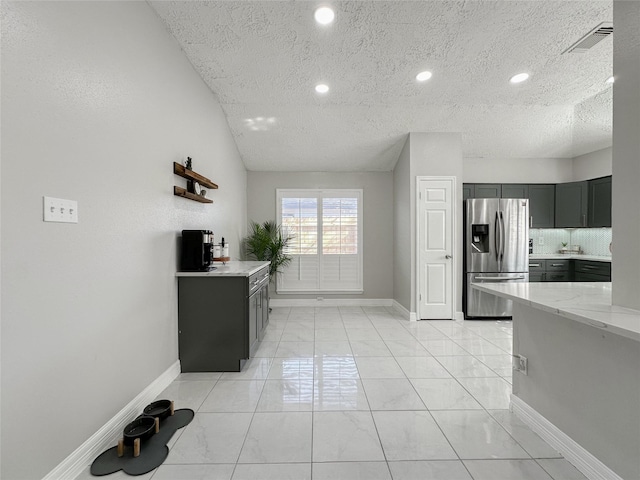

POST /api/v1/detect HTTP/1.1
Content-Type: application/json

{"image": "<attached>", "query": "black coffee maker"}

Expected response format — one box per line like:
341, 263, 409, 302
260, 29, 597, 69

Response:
180, 230, 214, 271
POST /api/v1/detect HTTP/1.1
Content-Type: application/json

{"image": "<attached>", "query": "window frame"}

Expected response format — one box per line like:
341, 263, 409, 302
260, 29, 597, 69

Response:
276, 188, 363, 294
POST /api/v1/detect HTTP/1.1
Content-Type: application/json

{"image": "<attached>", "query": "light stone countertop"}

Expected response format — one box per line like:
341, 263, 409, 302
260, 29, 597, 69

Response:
529, 254, 611, 262
176, 261, 270, 277
472, 281, 640, 342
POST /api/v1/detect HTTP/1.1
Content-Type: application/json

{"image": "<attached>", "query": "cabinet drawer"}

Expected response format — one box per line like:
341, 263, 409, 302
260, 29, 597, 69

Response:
249, 266, 270, 291
544, 272, 571, 282
545, 259, 570, 272
528, 261, 545, 272
574, 260, 610, 277
575, 272, 610, 282
529, 272, 545, 282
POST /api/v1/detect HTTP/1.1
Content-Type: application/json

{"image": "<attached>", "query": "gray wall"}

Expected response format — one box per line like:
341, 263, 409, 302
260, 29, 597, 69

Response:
513, 304, 639, 479
411, 133, 464, 316
1, 2, 247, 479
612, 0, 640, 310
572, 147, 612, 181
246, 171, 393, 300
463, 157, 573, 183
393, 133, 463, 317
393, 137, 412, 311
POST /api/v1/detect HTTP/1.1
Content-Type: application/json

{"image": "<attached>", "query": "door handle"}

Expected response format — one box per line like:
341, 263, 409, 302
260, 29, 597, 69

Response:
530, 215, 533, 228
445, 255, 452, 259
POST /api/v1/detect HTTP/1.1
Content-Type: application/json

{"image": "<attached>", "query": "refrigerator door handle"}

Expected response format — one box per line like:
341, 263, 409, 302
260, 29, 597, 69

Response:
500, 211, 506, 261
494, 212, 500, 263
476, 275, 526, 281
496, 211, 504, 269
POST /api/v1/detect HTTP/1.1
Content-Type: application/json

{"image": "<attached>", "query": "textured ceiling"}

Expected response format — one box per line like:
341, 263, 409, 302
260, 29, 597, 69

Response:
149, 0, 613, 171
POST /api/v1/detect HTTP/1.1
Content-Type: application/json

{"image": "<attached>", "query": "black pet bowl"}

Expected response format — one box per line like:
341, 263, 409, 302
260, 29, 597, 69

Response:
143, 400, 172, 420
123, 416, 156, 446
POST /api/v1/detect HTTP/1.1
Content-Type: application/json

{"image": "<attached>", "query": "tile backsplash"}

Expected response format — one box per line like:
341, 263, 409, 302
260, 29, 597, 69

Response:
530, 228, 612, 256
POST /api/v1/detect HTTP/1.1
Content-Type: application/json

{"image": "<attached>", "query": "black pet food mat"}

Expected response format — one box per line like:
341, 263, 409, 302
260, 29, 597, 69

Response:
90, 409, 194, 476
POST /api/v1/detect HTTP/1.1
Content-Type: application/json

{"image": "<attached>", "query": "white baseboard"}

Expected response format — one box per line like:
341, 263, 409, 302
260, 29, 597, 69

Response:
43, 361, 181, 480
511, 395, 623, 480
269, 298, 394, 308
392, 300, 417, 321
455, 311, 464, 321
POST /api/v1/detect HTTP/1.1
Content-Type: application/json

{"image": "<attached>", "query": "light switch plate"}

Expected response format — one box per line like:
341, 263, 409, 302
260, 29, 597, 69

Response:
43, 196, 78, 223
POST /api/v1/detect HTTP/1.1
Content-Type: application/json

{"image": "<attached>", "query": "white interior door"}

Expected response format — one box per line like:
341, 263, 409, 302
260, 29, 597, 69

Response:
417, 177, 455, 319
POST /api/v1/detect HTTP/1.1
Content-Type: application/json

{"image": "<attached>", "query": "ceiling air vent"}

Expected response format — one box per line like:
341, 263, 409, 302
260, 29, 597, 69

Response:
563, 22, 613, 54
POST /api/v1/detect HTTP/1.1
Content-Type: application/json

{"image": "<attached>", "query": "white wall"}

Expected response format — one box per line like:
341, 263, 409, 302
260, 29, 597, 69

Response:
246, 171, 394, 300
463, 157, 573, 184
572, 147, 612, 181
393, 137, 411, 311
0, 2, 246, 479
612, 0, 640, 310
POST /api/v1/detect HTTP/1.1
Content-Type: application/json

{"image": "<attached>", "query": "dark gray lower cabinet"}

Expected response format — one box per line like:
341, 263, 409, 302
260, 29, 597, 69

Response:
574, 260, 611, 282
178, 267, 270, 372
529, 259, 610, 282
528, 259, 570, 282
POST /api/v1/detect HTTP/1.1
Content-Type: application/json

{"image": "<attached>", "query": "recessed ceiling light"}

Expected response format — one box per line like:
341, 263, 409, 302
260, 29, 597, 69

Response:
416, 71, 432, 82
314, 6, 335, 25
315, 84, 329, 94
606, 76, 615, 84
510, 73, 529, 84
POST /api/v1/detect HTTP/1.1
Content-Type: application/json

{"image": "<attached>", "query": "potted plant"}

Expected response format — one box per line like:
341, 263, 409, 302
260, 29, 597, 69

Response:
244, 220, 293, 284
560, 241, 568, 253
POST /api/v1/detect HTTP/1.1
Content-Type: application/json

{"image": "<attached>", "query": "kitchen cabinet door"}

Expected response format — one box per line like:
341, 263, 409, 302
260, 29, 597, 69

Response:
501, 184, 529, 198
529, 185, 555, 228
249, 290, 259, 355
474, 184, 502, 198
529, 272, 545, 282
588, 176, 612, 227
555, 181, 588, 228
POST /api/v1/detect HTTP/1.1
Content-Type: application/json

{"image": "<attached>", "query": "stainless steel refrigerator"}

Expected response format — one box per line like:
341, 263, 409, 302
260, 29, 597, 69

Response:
464, 198, 529, 318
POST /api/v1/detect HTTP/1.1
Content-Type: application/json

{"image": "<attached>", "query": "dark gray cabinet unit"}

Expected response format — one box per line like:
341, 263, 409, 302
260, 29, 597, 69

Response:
588, 176, 612, 227
528, 185, 555, 228
528, 259, 571, 282
501, 184, 528, 199
473, 184, 502, 198
462, 184, 473, 200
555, 181, 588, 227
574, 260, 611, 282
177, 266, 270, 372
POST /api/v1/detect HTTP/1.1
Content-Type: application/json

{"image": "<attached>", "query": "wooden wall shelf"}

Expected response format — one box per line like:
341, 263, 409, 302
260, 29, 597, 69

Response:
174, 186, 213, 203
173, 162, 218, 203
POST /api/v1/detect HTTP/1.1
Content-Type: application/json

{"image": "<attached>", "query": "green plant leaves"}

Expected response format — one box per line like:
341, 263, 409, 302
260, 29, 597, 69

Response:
244, 220, 293, 280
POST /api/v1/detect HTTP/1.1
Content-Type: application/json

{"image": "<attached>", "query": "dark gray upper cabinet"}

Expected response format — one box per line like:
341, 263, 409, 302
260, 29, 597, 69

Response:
529, 185, 555, 228
463, 184, 473, 200
588, 176, 612, 227
555, 181, 588, 228
474, 184, 502, 198
501, 184, 529, 198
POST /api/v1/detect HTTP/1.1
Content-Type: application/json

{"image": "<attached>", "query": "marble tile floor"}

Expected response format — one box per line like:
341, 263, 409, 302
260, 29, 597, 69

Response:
76, 307, 587, 480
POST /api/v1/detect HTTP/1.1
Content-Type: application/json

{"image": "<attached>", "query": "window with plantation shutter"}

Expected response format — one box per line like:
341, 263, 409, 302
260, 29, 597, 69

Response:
277, 189, 363, 293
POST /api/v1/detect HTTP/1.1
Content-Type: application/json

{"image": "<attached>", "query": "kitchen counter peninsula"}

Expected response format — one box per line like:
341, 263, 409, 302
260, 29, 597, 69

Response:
473, 281, 638, 341
529, 254, 611, 262
472, 281, 639, 480
177, 261, 271, 372
176, 260, 269, 277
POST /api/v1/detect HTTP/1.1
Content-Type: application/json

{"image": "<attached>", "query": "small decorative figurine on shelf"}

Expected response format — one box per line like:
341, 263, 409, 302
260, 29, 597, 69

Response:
185, 157, 193, 170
